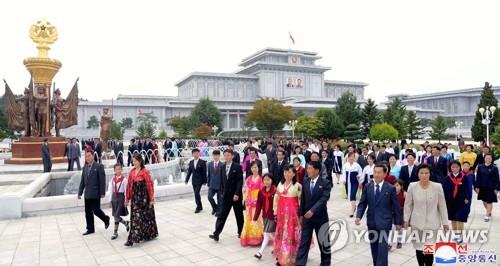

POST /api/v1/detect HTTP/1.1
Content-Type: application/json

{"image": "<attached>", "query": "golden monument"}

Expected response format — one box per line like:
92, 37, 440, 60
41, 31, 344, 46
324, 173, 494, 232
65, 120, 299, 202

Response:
3, 19, 79, 164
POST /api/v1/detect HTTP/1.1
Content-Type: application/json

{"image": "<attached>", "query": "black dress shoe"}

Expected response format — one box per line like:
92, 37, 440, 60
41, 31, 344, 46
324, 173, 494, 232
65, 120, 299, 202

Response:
124, 241, 133, 246
209, 234, 219, 242
211, 210, 216, 215
194, 209, 202, 214
82, 231, 94, 236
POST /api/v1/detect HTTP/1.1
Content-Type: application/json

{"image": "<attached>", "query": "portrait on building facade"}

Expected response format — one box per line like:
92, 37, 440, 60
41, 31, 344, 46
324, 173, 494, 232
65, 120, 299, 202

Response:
285, 76, 304, 89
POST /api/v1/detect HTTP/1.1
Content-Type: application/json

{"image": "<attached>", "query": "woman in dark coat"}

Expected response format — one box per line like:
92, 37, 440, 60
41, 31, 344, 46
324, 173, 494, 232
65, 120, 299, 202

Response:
442, 161, 471, 243
474, 154, 500, 222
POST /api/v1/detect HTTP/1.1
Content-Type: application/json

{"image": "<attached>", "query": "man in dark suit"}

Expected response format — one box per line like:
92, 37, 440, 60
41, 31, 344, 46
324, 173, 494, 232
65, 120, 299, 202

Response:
245, 148, 263, 177
114, 140, 124, 167
356, 163, 402, 266
427, 146, 448, 183
264, 141, 277, 170
358, 146, 370, 169
319, 141, 333, 159
473, 146, 490, 169
94, 140, 103, 164
271, 150, 287, 185
399, 153, 418, 190
207, 150, 224, 216
376, 145, 389, 163
210, 149, 244, 241
296, 161, 332, 266
78, 151, 110, 235
42, 138, 52, 172
320, 149, 334, 183
228, 143, 240, 164
64, 138, 71, 171
163, 138, 173, 161
301, 143, 312, 164
69, 138, 82, 171
185, 148, 207, 213
127, 139, 138, 167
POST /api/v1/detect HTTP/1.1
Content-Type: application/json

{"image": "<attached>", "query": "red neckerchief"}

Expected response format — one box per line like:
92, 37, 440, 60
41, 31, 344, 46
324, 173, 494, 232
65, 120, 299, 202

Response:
113, 175, 125, 196
262, 185, 276, 214
448, 172, 464, 199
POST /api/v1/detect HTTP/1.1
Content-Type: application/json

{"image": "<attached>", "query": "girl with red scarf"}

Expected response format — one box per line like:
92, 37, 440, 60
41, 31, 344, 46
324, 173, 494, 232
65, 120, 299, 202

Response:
252, 174, 277, 260
442, 160, 472, 243
107, 164, 130, 240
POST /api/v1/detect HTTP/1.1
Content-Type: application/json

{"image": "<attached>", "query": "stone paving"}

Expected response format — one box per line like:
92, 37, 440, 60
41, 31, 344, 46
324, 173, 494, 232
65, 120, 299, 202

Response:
0, 184, 498, 266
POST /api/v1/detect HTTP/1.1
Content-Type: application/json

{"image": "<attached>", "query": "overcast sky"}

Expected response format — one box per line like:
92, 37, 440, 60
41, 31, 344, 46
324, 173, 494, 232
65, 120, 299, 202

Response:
1, 0, 499, 103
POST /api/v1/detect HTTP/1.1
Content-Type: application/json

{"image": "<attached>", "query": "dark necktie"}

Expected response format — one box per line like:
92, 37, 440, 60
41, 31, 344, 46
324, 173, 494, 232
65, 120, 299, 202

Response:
375, 184, 380, 200
214, 162, 218, 172
310, 180, 315, 194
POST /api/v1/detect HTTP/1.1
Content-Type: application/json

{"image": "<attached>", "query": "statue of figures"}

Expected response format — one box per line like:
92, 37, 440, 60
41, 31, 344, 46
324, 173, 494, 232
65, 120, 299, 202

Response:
3, 80, 28, 134
33, 84, 50, 137
98, 107, 112, 150
52, 79, 79, 137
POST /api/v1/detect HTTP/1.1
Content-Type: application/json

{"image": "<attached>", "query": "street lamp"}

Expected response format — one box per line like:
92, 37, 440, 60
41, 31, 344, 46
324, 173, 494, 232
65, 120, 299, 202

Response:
454, 120, 463, 140
289, 120, 297, 139
478, 106, 496, 146
212, 125, 219, 137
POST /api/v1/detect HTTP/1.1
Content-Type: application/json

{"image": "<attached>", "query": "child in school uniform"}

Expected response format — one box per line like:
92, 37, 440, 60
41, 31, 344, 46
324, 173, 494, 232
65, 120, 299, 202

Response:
108, 163, 130, 240
252, 174, 277, 260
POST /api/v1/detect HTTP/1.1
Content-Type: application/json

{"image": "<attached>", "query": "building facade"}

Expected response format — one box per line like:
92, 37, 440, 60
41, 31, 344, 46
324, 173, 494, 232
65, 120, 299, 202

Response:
387, 85, 500, 137
72, 48, 369, 136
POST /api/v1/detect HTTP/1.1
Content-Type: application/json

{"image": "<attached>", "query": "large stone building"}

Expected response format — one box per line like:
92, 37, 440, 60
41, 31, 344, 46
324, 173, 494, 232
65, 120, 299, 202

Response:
387, 85, 500, 137
72, 48, 370, 136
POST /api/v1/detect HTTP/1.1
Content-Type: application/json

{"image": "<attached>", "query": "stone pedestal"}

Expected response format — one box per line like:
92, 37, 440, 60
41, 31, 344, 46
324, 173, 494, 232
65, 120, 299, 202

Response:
5, 136, 67, 164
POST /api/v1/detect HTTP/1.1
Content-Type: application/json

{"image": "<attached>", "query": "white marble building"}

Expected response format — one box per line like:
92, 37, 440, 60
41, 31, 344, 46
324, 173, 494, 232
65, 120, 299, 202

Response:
387, 85, 500, 137
75, 48, 369, 134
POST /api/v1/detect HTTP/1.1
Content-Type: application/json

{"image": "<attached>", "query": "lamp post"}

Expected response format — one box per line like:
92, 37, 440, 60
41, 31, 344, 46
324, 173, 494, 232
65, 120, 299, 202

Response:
289, 120, 297, 139
212, 125, 219, 137
454, 120, 463, 140
478, 106, 496, 146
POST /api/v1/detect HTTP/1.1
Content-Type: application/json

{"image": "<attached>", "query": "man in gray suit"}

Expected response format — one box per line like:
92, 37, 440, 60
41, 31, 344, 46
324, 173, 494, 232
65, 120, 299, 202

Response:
69, 138, 82, 171
78, 151, 110, 235
41, 138, 52, 172
207, 150, 224, 216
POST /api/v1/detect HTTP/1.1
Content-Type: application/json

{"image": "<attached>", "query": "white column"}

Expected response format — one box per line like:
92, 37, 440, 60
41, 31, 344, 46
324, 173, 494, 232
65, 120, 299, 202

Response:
226, 111, 230, 129
237, 111, 241, 129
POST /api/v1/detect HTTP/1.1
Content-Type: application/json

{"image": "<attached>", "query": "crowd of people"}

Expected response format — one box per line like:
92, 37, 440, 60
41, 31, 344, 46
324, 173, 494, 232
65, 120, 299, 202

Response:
68, 135, 499, 265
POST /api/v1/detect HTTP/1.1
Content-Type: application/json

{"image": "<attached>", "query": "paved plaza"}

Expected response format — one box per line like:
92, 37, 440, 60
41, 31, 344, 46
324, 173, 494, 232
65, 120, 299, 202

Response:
0, 184, 498, 266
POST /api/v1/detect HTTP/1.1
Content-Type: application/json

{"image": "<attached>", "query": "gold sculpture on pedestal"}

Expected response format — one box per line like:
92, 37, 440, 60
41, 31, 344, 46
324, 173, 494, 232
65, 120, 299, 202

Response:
3, 20, 79, 164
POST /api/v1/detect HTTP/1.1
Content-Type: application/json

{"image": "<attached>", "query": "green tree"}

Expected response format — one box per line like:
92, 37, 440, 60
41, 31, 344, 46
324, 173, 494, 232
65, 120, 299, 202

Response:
370, 123, 399, 143
87, 115, 99, 129
246, 97, 294, 136
471, 82, 499, 142
109, 120, 124, 140
296, 115, 324, 138
361, 98, 380, 138
335, 92, 360, 127
406, 111, 424, 143
137, 112, 158, 125
167, 116, 194, 136
158, 130, 168, 139
136, 121, 156, 139
314, 108, 344, 138
190, 97, 223, 129
491, 124, 500, 146
192, 123, 213, 139
384, 98, 407, 141
0, 95, 15, 140
431, 115, 448, 143
119, 117, 133, 129
344, 123, 363, 142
